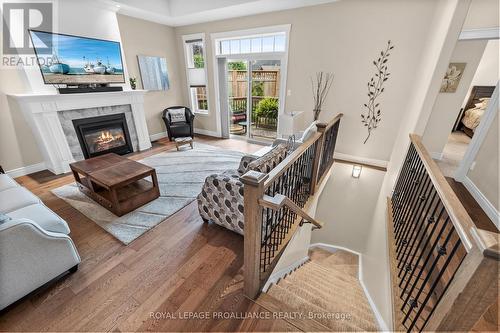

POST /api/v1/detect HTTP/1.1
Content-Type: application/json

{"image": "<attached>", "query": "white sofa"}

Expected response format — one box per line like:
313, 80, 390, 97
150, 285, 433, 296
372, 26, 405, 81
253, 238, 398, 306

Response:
0, 173, 81, 310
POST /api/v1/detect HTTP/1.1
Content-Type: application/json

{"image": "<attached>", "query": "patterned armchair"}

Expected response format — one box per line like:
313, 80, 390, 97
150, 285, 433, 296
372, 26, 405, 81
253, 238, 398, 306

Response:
197, 144, 289, 235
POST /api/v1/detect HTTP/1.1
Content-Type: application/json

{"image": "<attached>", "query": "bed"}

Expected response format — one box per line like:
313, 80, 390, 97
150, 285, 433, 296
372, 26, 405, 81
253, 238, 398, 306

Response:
453, 85, 495, 137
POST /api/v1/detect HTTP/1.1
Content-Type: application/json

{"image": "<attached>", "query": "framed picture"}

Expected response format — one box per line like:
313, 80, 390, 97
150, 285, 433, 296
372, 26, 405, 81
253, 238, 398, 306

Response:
440, 63, 466, 93
137, 55, 170, 91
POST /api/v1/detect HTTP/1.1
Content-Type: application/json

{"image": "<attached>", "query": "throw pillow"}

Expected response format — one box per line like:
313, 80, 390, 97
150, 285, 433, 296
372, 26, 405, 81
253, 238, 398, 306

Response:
300, 121, 318, 142
237, 155, 258, 175
0, 212, 11, 224
247, 144, 288, 173
169, 108, 186, 123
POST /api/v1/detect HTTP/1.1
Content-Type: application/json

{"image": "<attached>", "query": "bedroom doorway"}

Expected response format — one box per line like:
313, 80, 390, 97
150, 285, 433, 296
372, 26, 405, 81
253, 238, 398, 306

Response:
434, 38, 499, 178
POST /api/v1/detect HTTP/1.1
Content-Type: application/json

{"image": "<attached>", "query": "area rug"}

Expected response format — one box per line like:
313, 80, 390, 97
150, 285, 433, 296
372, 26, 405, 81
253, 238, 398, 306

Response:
52, 143, 245, 244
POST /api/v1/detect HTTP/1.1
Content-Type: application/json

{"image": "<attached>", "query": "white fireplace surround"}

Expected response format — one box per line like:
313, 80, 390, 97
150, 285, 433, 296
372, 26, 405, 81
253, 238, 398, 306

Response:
9, 90, 151, 175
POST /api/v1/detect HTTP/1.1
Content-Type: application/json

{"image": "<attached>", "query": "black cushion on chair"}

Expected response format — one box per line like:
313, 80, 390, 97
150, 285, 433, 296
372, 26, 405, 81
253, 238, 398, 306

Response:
162, 106, 195, 141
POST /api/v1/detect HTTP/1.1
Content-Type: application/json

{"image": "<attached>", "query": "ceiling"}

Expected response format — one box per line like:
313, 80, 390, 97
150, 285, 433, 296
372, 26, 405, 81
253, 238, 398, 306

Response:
100, 0, 340, 27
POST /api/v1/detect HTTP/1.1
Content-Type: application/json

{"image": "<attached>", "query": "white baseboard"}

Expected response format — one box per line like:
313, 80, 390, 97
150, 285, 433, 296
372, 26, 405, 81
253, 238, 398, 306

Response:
334, 152, 388, 169
150, 132, 167, 142
309, 242, 361, 256
150, 129, 220, 142
6, 162, 46, 178
431, 152, 444, 160
194, 128, 220, 137
262, 255, 309, 292
462, 176, 500, 230
358, 261, 390, 332
309, 243, 389, 332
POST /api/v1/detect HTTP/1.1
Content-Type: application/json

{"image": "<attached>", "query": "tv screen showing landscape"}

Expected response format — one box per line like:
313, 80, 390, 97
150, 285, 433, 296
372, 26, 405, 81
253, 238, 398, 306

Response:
29, 30, 125, 85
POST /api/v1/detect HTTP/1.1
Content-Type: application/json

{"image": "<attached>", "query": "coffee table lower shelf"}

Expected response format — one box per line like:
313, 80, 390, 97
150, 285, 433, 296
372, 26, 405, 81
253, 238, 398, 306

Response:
76, 178, 159, 216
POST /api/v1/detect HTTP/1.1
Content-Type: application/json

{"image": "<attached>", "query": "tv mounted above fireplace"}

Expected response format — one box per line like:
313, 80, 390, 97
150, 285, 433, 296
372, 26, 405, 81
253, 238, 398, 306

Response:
29, 30, 125, 94
73, 114, 133, 159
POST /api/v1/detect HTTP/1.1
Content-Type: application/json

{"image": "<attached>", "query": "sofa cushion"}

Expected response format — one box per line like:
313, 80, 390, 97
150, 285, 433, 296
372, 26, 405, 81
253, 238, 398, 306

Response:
0, 174, 19, 192
0, 187, 40, 213
7, 204, 70, 234
237, 155, 258, 175
247, 144, 288, 173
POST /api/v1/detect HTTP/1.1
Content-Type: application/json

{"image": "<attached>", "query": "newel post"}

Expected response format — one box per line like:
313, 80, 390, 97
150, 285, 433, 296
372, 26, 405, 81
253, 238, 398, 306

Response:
240, 170, 268, 299
310, 122, 327, 195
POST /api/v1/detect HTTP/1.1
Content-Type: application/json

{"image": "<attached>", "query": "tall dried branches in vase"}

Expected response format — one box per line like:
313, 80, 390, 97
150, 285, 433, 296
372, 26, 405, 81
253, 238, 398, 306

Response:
311, 72, 334, 121
361, 40, 394, 144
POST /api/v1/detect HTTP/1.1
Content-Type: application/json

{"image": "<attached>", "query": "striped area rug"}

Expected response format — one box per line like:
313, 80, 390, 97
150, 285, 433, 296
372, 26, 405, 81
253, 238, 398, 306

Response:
52, 143, 244, 244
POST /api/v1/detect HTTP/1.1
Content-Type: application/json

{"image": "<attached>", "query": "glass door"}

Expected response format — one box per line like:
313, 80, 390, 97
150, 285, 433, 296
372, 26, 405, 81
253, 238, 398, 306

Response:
249, 60, 280, 141
226, 58, 281, 142
227, 59, 249, 138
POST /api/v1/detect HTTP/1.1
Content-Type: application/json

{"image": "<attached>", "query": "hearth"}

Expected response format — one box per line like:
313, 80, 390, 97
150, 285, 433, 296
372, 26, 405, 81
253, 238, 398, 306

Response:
73, 114, 133, 159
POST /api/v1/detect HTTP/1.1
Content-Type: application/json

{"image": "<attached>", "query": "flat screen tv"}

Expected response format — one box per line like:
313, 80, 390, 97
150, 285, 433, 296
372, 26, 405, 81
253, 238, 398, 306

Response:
29, 30, 125, 85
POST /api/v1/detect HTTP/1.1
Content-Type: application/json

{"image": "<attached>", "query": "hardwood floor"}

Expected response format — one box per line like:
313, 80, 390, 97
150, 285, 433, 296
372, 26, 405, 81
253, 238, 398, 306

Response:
0, 137, 298, 332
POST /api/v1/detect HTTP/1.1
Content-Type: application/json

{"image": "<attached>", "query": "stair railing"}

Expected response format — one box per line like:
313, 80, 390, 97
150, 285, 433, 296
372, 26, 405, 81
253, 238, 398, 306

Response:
241, 114, 343, 299
388, 133, 499, 332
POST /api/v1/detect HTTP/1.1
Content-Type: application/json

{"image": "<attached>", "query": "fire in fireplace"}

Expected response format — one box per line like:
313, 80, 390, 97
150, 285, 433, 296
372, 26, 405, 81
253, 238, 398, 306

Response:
73, 114, 133, 159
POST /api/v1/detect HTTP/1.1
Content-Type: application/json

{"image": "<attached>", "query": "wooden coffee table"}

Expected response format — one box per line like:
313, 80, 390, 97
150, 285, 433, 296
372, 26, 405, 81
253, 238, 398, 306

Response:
70, 153, 160, 216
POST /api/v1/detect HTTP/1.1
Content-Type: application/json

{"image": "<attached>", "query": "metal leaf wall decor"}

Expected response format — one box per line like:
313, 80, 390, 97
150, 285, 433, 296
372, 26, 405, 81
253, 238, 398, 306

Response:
361, 40, 394, 144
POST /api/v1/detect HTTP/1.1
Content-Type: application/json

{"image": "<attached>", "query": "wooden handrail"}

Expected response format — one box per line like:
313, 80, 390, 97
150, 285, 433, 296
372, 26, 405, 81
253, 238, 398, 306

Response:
388, 134, 499, 332
242, 114, 343, 299
319, 113, 344, 132
259, 194, 324, 229
264, 114, 344, 189
409, 134, 475, 251
264, 131, 322, 188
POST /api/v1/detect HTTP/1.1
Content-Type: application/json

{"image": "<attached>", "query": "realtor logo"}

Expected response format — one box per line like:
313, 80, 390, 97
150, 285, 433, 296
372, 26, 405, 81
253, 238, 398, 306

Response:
2, 2, 53, 55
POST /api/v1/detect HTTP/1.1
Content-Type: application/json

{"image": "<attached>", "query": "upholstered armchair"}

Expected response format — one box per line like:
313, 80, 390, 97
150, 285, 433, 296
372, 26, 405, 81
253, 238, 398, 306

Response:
197, 144, 289, 235
162, 106, 195, 141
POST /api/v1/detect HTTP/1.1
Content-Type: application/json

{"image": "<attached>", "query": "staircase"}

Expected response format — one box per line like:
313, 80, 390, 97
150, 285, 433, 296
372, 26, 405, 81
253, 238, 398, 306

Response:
258, 248, 379, 332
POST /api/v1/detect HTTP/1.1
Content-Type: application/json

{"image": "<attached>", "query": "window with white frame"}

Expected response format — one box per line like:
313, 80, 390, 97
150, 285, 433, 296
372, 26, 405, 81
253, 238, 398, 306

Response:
183, 35, 208, 113
216, 32, 286, 56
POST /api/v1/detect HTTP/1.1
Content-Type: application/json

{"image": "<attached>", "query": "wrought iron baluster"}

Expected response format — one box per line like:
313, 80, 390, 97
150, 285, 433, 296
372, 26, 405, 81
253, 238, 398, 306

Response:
395, 159, 427, 239
396, 174, 433, 258
407, 235, 462, 332
398, 189, 439, 276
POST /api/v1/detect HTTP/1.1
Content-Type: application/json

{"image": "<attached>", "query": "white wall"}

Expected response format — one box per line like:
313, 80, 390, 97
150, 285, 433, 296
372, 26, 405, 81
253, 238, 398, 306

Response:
174, 0, 441, 163
463, 39, 500, 108
468, 112, 499, 212
313, 163, 386, 254
117, 14, 185, 137
423, 39, 487, 155
462, 0, 500, 29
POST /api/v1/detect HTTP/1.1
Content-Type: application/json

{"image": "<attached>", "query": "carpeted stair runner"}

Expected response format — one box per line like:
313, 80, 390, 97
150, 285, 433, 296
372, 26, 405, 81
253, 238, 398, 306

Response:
264, 248, 379, 331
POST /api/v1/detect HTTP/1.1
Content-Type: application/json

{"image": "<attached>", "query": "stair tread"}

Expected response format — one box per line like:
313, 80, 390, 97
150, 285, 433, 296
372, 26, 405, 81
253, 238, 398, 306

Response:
255, 293, 331, 332
294, 263, 365, 292
277, 279, 376, 325
306, 261, 361, 282
268, 284, 371, 332
263, 249, 379, 331
319, 250, 359, 266
286, 269, 367, 299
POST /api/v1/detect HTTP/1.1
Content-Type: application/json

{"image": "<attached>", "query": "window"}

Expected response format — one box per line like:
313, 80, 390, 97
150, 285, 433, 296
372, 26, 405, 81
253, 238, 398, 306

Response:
216, 32, 287, 56
183, 34, 209, 113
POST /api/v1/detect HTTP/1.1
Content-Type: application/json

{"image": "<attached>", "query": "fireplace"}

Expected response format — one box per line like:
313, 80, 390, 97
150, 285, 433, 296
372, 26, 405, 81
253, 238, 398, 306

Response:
73, 114, 133, 159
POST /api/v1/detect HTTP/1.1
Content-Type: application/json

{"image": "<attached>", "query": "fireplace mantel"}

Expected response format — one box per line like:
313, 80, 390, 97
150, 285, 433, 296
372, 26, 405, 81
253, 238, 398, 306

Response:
9, 90, 152, 175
